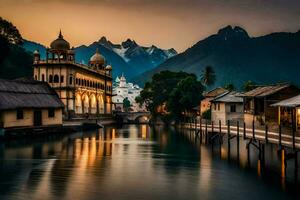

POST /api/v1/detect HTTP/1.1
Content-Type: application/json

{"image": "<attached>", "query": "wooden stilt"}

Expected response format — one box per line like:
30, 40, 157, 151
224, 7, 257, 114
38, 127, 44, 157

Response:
243, 122, 246, 139
265, 124, 268, 144
237, 121, 240, 159
252, 120, 255, 140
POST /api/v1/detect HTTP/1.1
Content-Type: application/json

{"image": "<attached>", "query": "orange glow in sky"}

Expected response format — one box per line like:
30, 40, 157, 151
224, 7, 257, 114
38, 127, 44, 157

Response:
0, 0, 299, 52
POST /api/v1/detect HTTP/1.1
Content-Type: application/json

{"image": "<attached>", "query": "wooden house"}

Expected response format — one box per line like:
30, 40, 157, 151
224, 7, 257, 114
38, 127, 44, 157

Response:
271, 94, 300, 131
200, 87, 228, 115
0, 79, 64, 131
211, 91, 244, 125
240, 84, 300, 127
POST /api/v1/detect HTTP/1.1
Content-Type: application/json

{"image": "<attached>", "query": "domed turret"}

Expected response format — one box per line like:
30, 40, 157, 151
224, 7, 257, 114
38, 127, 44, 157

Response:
33, 49, 40, 63
50, 30, 70, 51
90, 48, 105, 64
89, 48, 105, 70
105, 65, 112, 71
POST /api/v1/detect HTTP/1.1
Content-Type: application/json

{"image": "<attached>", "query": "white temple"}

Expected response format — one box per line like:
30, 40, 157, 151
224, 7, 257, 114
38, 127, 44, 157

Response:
112, 74, 144, 112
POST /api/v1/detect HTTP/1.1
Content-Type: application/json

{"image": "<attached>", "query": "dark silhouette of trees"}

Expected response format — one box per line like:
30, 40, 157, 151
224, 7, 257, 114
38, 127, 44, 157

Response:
200, 65, 216, 87
136, 70, 204, 123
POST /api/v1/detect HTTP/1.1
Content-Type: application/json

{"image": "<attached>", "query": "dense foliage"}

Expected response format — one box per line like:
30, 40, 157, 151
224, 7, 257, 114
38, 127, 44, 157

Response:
136, 71, 204, 123
0, 17, 23, 45
123, 97, 131, 112
0, 17, 33, 79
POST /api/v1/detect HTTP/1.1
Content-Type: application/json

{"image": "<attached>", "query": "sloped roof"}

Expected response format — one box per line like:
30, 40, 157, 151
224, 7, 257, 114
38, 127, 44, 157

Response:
212, 91, 243, 103
0, 79, 64, 110
204, 87, 228, 98
240, 84, 291, 98
271, 94, 300, 107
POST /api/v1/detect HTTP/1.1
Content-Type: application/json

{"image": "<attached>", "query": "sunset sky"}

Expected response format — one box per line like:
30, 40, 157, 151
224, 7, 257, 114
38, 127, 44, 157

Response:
0, 0, 299, 52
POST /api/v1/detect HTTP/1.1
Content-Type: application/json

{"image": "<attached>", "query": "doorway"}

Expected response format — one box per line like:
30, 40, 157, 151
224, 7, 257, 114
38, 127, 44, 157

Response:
34, 110, 42, 126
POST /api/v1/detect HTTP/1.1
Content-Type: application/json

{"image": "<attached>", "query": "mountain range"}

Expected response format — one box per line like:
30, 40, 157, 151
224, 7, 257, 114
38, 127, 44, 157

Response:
23, 37, 177, 79
134, 26, 300, 88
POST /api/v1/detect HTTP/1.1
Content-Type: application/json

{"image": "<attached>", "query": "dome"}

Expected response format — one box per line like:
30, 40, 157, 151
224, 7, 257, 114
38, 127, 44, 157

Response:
50, 30, 70, 51
90, 48, 105, 64
105, 65, 112, 71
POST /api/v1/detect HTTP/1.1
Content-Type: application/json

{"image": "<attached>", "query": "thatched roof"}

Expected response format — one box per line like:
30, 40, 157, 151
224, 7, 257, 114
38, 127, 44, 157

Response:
271, 95, 300, 108
240, 84, 291, 98
0, 78, 64, 111
212, 91, 243, 103
204, 87, 228, 98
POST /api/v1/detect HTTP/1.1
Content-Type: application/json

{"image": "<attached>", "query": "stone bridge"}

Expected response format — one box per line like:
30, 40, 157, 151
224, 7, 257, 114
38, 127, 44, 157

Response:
114, 112, 151, 123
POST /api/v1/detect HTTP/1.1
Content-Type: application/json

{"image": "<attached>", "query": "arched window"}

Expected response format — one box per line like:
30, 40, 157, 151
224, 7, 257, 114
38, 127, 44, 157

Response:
60, 75, 64, 83
49, 75, 53, 83
41, 74, 45, 82
69, 77, 73, 85
84, 79, 87, 86
54, 75, 59, 83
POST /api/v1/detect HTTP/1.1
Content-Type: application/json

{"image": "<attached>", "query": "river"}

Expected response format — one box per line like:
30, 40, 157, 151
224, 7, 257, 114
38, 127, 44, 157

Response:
0, 124, 299, 200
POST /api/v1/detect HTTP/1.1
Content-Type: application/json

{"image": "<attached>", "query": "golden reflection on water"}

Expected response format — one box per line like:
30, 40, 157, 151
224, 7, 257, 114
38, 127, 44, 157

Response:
142, 125, 147, 139
257, 160, 261, 177
220, 147, 227, 160
281, 149, 286, 191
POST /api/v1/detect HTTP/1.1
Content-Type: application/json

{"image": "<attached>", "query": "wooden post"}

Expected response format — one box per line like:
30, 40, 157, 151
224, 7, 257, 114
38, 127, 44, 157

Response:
243, 122, 246, 139
200, 117, 202, 134
252, 120, 255, 140
265, 124, 268, 144
237, 121, 240, 158
227, 120, 230, 149
205, 120, 208, 143
292, 109, 296, 150
195, 116, 197, 132
279, 124, 282, 146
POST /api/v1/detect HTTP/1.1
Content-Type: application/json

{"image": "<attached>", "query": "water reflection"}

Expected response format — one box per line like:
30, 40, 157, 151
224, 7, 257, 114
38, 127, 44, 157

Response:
0, 125, 299, 200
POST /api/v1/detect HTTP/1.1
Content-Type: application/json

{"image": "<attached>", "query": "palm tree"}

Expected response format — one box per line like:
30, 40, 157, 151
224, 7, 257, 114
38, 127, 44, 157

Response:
200, 66, 216, 87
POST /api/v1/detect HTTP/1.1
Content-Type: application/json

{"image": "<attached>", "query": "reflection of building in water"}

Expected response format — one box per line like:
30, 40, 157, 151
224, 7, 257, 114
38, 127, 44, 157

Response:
33, 31, 113, 118
112, 74, 144, 112
140, 124, 149, 139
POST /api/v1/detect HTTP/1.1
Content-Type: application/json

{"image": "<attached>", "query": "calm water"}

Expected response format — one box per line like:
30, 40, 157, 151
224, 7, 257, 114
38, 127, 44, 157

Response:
0, 125, 299, 200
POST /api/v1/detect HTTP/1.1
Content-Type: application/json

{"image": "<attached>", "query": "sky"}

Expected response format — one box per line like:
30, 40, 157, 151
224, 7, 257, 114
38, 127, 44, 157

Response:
0, 0, 299, 52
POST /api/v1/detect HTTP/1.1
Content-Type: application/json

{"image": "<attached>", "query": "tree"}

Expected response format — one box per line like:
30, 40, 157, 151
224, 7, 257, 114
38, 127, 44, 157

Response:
123, 97, 131, 112
243, 80, 257, 92
168, 76, 204, 122
0, 17, 23, 45
224, 83, 235, 91
136, 70, 204, 123
200, 65, 216, 87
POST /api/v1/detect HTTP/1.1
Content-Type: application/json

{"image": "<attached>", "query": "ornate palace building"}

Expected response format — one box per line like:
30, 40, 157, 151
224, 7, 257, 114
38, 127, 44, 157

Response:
33, 31, 113, 118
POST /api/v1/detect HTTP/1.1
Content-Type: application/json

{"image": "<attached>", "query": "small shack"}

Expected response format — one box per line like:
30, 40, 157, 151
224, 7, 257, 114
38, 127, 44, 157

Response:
240, 83, 300, 127
200, 87, 228, 115
271, 94, 300, 131
0, 78, 64, 132
211, 91, 244, 125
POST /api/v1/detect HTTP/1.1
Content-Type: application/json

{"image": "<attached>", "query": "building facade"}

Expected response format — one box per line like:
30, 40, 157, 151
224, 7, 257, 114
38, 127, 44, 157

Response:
33, 31, 113, 118
211, 91, 244, 125
0, 79, 63, 130
112, 74, 143, 112
241, 84, 300, 128
200, 87, 228, 115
